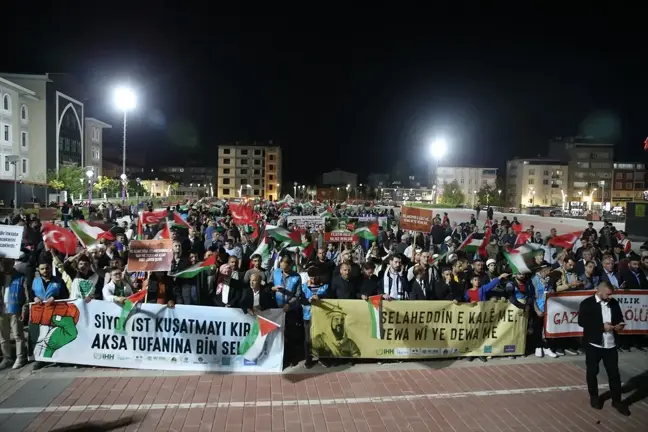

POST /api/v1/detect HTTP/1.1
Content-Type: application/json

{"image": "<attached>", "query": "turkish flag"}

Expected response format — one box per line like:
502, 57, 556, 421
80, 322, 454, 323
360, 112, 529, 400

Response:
547, 231, 584, 249
42, 222, 77, 255
140, 210, 169, 226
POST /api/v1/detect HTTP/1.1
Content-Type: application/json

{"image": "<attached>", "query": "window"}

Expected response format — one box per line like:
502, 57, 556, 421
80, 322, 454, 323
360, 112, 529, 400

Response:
20, 105, 28, 122
223, 158, 230, 164
21, 158, 27, 175
269, 154, 275, 161
4, 158, 9, 172
460, 178, 464, 184
241, 179, 248, 185
241, 159, 248, 165
615, 182, 623, 189
254, 150, 261, 155
543, 170, 549, 176
223, 178, 230, 185
241, 149, 248, 155
268, 174, 274, 180
468, 179, 472, 184
223, 188, 230, 195
254, 160, 261, 165
2, 95, 10, 111
3, 125, 11, 142
625, 173, 633, 180
528, 169, 535, 175
543, 180, 549, 185
268, 164, 274, 171
269, 184, 274, 190
626, 182, 633, 189
223, 168, 230, 174
615, 172, 623, 180
253, 170, 260, 175
240, 169, 247, 175
253, 179, 260, 185
528, 179, 535, 185
223, 148, 231, 154
21, 131, 28, 149
92, 147, 100, 159
253, 189, 260, 195
92, 127, 100, 141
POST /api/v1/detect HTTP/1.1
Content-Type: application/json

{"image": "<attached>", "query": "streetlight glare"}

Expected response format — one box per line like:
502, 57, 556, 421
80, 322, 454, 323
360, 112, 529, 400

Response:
114, 86, 136, 111
430, 138, 447, 159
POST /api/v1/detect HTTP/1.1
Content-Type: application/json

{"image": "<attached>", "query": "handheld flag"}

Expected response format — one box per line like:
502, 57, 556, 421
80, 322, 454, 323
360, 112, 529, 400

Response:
238, 316, 281, 361
169, 254, 216, 278
367, 295, 383, 339
116, 290, 148, 332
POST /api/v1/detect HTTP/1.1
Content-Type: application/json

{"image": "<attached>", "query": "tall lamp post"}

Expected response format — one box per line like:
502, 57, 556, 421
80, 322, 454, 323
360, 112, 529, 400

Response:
599, 180, 606, 211
136, 177, 141, 206
293, 182, 298, 198
114, 86, 136, 205
346, 184, 350, 200
7, 155, 19, 211
86, 168, 94, 206
429, 138, 447, 204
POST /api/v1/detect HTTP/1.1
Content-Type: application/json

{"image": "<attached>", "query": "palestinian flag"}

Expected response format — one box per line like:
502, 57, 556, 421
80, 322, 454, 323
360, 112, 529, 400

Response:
503, 244, 545, 274
69, 220, 105, 248
266, 225, 302, 245
172, 212, 191, 229
116, 289, 148, 332
153, 223, 171, 240
319, 206, 333, 218
238, 316, 281, 362
457, 233, 481, 254
368, 295, 383, 339
513, 232, 531, 248
352, 223, 379, 241
169, 254, 216, 278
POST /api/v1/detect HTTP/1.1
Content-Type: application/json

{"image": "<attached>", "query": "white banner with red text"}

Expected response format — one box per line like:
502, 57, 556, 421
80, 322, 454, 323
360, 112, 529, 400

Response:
28, 299, 285, 372
544, 290, 648, 338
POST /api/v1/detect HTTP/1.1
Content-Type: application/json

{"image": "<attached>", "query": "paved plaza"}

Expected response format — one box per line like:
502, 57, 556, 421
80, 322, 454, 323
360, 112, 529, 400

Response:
0, 352, 646, 432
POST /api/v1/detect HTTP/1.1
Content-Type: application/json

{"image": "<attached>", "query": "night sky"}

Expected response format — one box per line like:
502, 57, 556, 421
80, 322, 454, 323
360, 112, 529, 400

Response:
4, 8, 648, 183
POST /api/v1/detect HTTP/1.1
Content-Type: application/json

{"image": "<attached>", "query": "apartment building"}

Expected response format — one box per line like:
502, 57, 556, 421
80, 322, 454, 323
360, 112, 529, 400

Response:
548, 137, 614, 208
506, 158, 568, 207
436, 166, 498, 204
611, 162, 647, 208
217, 141, 282, 200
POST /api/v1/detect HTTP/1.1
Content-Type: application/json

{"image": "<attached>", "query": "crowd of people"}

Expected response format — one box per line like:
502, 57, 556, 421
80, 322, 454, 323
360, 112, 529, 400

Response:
0, 199, 647, 375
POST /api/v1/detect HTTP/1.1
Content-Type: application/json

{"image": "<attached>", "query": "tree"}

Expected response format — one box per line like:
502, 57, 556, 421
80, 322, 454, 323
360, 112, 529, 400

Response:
169, 182, 179, 196
93, 176, 119, 195
439, 180, 465, 206
477, 185, 497, 206
126, 180, 146, 196
47, 166, 86, 197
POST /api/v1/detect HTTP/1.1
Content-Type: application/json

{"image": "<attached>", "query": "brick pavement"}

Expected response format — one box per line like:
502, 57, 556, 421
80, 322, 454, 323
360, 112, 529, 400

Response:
0, 353, 646, 431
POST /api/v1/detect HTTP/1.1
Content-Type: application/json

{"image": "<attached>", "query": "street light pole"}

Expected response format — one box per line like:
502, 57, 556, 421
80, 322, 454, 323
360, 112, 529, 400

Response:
7, 155, 19, 212
114, 86, 136, 205
121, 111, 127, 204
86, 168, 94, 206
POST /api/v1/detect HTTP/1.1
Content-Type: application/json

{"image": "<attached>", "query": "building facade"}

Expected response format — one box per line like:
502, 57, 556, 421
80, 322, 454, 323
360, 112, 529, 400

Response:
321, 170, 358, 188
548, 137, 614, 209
436, 166, 498, 205
0, 73, 111, 205
217, 141, 282, 200
158, 166, 216, 187
611, 162, 647, 208
84, 118, 111, 176
506, 158, 568, 208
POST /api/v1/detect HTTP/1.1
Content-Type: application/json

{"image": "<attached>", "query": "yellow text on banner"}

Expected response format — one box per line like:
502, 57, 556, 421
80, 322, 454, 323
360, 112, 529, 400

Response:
310, 299, 528, 359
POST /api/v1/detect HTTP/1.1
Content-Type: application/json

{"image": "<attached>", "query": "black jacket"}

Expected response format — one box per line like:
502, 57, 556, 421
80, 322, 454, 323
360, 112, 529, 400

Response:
578, 295, 624, 347
358, 275, 379, 298
410, 279, 434, 300
434, 281, 463, 301
238, 286, 277, 313
330, 275, 357, 299
620, 270, 648, 290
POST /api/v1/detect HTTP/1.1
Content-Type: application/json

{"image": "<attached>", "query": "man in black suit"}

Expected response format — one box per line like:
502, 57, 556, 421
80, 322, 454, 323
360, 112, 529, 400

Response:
621, 254, 648, 290
578, 281, 630, 416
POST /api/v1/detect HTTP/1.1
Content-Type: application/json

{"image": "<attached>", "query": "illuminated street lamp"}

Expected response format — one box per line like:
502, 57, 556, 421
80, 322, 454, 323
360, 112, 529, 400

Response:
429, 137, 447, 204
239, 183, 252, 198
85, 168, 94, 206
114, 86, 136, 204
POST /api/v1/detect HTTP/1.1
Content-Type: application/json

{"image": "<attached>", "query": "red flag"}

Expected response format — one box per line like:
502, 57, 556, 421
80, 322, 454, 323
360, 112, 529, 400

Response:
42, 222, 77, 255
141, 210, 169, 226
127, 289, 147, 304
547, 231, 584, 249
644, 137, 648, 151
154, 223, 171, 240
511, 223, 523, 234
137, 218, 144, 240
229, 203, 255, 225
513, 232, 531, 248
478, 227, 492, 258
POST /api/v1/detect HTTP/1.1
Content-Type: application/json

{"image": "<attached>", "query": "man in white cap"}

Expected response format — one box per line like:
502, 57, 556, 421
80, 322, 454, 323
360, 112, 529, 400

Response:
440, 236, 454, 255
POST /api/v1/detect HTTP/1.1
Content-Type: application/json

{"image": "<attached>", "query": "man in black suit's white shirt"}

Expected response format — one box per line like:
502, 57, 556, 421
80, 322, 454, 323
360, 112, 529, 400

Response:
578, 281, 630, 416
